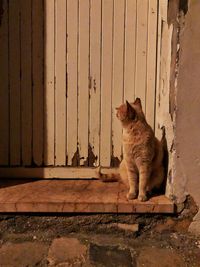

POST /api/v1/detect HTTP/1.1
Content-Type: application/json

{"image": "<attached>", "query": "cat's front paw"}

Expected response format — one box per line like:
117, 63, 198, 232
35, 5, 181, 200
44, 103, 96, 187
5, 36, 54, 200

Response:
138, 194, 148, 202
127, 192, 137, 200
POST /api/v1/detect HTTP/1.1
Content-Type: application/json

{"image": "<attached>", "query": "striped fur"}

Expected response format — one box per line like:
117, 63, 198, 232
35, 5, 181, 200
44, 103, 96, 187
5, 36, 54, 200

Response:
98, 98, 166, 202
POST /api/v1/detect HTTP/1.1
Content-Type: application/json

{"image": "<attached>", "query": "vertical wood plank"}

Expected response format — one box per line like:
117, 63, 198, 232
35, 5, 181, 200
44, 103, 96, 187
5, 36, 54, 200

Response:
135, 0, 148, 111
100, 0, 113, 167
146, 0, 158, 128
44, 0, 55, 166
9, 0, 21, 165
78, 0, 89, 166
155, 0, 162, 137
55, 0, 66, 166
124, 0, 136, 102
112, 0, 125, 163
32, 0, 44, 166
0, 0, 9, 165
66, 0, 78, 166
89, 0, 101, 167
160, 0, 168, 22
20, 0, 32, 166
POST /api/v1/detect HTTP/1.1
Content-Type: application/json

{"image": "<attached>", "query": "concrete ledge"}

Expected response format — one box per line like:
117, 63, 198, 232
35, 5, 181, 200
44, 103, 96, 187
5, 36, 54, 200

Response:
0, 179, 174, 213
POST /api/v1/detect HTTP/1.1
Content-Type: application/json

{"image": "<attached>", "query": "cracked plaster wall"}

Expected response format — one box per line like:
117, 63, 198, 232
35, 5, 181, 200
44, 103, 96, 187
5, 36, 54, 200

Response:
156, 0, 200, 234
175, 0, 200, 234
155, 0, 178, 202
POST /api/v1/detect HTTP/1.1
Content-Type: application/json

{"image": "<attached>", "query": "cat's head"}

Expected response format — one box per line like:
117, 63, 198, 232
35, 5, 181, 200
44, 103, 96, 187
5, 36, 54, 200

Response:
115, 98, 145, 124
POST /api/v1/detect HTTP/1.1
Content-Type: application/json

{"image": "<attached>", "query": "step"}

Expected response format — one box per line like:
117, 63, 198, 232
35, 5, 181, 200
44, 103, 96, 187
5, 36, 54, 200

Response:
0, 179, 174, 213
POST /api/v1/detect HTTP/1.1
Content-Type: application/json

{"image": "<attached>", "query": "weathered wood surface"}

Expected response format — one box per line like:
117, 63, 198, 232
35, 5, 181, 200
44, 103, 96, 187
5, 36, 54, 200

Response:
100, 0, 113, 167
89, 0, 101, 167
9, 0, 21, 166
78, 0, 90, 166
0, 0, 159, 168
0, 167, 118, 179
32, 0, 44, 166
146, 0, 158, 128
135, 0, 148, 110
66, 0, 78, 166
44, 0, 55, 166
20, 0, 32, 166
55, 0, 66, 166
112, 0, 125, 164
124, 0, 137, 102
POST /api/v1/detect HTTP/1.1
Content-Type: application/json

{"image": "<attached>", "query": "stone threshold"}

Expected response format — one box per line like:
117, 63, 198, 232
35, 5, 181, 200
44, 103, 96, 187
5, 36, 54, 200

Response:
0, 179, 174, 213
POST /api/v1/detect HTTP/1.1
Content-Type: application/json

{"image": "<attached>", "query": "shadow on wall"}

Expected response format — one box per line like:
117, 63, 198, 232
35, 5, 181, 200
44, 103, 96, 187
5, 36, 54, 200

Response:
161, 127, 168, 194
0, 0, 101, 174
0, 0, 45, 178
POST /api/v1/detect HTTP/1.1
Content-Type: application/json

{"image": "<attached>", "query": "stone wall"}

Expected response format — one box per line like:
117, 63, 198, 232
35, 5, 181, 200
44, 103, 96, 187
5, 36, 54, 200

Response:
157, 0, 200, 234
174, 0, 200, 234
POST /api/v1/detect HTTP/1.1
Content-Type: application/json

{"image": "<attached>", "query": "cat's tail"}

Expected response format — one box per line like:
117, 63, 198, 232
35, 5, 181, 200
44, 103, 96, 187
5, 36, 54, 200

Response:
160, 126, 168, 157
161, 126, 166, 144
160, 126, 168, 191
160, 126, 168, 154
96, 166, 120, 182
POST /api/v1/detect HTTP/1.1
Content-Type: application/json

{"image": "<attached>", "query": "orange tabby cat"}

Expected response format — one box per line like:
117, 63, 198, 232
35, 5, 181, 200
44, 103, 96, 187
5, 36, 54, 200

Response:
97, 98, 165, 202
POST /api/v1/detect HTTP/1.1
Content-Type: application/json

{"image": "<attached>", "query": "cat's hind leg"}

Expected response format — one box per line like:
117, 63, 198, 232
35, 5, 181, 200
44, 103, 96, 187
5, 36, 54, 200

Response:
147, 166, 165, 194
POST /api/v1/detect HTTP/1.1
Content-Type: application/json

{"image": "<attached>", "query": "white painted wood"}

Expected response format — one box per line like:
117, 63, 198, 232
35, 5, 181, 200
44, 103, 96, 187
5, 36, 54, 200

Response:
32, 0, 44, 166
155, 0, 162, 137
78, 0, 90, 166
156, 23, 173, 140
55, 0, 66, 166
9, 0, 21, 166
124, 0, 136, 102
135, 0, 148, 111
1, 0, 160, 170
146, 0, 158, 128
160, 0, 168, 22
100, 0, 113, 167
0, 167, 118, 179
66, 0, 78, 166
89, 0, 101, 167
0, 0, 9, 165
44, 0, 55, 166
112, 0, 125, 163
20, 0, 32, 166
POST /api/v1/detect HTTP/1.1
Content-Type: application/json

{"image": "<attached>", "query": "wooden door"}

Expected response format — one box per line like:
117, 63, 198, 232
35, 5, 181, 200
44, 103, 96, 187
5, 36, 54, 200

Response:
0, 0, 158, 178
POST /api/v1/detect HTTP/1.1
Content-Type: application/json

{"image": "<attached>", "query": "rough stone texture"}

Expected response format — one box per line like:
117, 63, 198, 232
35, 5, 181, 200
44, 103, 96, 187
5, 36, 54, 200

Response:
89, 243, 136, 267
137, 247, 187, 267
47, 237, 87, 266
189, 212, 200, 235
0, 213, 198, 267
0, 241, 48, 267
115, 223, 139, 233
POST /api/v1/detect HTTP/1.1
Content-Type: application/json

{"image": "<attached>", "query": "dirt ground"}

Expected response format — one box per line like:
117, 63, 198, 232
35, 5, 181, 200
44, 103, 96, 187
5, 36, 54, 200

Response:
0, 196, 199, 267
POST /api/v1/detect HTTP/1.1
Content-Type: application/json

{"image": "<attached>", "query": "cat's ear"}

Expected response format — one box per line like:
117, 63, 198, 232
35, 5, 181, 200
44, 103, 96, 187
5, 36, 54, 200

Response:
126, 100, 136, 119
134, 97, 142, 109
126, 100, 133, 109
